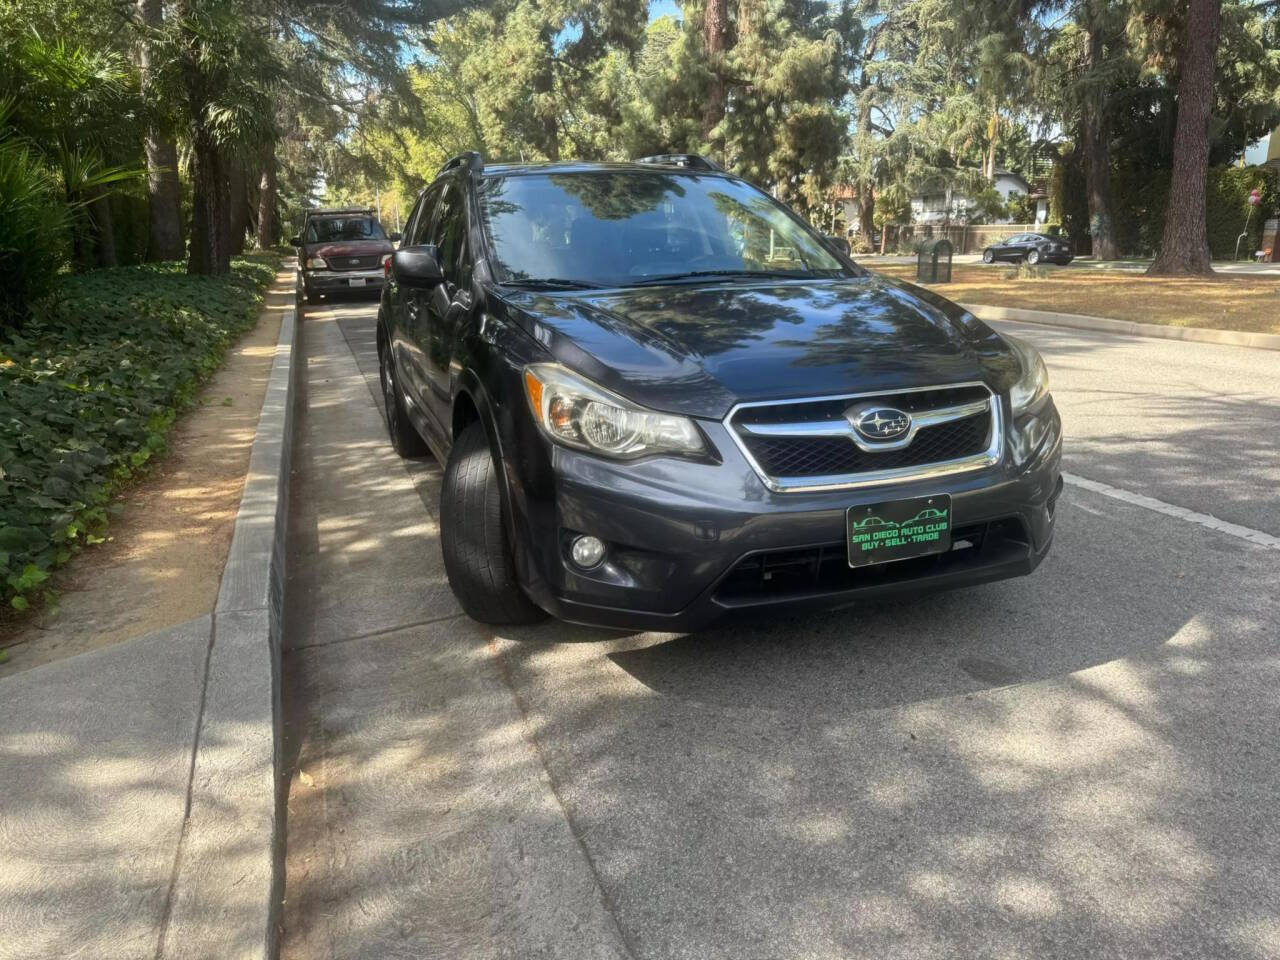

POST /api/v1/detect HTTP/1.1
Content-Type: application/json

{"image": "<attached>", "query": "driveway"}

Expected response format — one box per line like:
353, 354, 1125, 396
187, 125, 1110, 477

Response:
280, 297, 1280, 960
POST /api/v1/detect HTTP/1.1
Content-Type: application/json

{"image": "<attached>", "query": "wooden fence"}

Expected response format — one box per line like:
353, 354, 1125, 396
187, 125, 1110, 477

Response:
877, 223, 1050, 255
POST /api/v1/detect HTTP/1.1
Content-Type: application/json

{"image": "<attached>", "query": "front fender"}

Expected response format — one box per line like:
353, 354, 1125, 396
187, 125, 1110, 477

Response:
452, 311, 556, 598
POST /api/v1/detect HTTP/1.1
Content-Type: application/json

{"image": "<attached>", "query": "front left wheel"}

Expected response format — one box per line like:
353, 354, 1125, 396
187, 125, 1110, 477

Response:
440, 422, 547, 626
982, 248, 995, 264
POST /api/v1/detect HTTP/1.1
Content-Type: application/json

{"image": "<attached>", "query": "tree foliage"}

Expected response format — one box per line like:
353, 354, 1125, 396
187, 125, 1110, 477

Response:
1, 0, 1278, 297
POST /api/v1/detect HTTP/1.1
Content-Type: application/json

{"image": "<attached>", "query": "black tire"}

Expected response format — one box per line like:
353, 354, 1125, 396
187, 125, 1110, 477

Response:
440, 421, 547, 626
305, 287, 320, 305
982, 248, 995, 264
1026, 247, 1041, 265
379, 341, 429, 457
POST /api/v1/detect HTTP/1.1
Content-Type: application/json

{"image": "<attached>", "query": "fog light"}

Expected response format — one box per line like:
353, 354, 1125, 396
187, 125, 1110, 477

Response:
570, 535, 606, 569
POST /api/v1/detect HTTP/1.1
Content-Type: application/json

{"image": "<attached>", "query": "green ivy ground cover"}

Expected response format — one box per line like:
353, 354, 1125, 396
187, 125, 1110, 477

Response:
0, 254, 282, 611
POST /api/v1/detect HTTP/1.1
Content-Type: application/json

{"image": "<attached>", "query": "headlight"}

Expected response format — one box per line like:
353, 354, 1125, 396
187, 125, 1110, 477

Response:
1005, 335, 1049, 414
522, 363, 705, 460
305, 256, 328, 270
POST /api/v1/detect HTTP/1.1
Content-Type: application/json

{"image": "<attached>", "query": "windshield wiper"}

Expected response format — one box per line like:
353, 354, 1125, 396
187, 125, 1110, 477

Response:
500, 277, 601, 290
629, 269, 820, 286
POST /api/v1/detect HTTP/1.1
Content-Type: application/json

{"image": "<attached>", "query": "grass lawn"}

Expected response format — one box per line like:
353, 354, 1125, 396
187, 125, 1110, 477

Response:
867, 263, 1280, 335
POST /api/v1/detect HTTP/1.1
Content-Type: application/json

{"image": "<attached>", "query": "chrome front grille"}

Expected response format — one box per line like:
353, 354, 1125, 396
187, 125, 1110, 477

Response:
726, 382, 1002, 492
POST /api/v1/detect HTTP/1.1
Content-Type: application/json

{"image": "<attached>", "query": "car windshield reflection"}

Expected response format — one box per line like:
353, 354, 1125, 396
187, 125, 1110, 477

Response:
479, 171, 852, 289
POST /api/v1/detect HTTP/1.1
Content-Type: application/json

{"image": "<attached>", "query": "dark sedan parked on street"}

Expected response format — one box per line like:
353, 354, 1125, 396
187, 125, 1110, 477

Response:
982, 232, 1074, 265
293, 207, 399, 303
378, 153, 1062, 630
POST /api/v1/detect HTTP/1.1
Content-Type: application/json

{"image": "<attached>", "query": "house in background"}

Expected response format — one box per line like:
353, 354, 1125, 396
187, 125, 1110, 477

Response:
908, 168, 1050, 225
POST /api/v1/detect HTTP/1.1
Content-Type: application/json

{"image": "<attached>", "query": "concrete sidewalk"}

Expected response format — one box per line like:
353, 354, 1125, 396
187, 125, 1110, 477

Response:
0, 295, 297, 960
279, 300, 630, 960
0, 616, 210, 959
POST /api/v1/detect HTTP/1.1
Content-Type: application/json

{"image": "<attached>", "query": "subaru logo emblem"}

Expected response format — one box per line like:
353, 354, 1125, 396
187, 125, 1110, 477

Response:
848, 405, 912, 441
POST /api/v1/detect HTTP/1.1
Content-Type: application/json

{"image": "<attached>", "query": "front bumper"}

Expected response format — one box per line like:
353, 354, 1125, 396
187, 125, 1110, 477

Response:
509, 399, 1063, 631
301, 268, 385, 294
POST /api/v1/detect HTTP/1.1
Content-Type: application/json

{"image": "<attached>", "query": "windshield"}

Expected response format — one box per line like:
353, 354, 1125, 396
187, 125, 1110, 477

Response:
305, 217, 387, 243
477, 171, 849, 288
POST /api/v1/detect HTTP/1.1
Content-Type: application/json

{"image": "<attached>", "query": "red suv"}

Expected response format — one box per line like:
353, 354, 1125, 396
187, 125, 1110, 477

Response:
292, 207, 400, 303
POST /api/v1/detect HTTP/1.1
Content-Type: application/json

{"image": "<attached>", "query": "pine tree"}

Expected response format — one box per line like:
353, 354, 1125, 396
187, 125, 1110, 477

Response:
1147, 0, 1223, 274
136, 0, 184, 261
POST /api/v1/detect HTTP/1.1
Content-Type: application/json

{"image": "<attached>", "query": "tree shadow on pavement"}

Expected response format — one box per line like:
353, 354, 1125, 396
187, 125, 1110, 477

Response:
488, 487, 1280, 959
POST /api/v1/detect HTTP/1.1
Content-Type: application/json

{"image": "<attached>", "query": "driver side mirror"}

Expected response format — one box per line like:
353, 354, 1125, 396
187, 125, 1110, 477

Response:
825, 235, 851, 257
389, 232, 402, 244
392, 245, 444, 288
289, 235, 301, 247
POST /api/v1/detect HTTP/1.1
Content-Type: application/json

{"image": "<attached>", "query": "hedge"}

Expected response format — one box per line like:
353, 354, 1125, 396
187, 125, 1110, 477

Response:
1095, 164, 1277, 259
0, 254, 281, 611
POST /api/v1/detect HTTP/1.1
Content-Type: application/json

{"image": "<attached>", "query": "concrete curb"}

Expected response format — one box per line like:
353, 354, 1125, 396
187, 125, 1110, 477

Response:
158, 305, 297, 960
959, 302, 1280, 352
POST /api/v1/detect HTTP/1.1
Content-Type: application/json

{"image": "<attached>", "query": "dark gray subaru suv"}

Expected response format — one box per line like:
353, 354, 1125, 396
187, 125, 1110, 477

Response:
378, 153, 1062, 630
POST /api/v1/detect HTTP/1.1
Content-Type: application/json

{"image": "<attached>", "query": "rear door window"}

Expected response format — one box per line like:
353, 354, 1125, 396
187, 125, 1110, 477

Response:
434, 185, 469, 285
410, 186, 443, 247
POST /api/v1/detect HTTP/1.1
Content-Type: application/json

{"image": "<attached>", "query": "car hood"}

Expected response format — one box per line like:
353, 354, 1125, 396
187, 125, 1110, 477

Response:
500, 275, 1019, 419
308, 239, 393, 258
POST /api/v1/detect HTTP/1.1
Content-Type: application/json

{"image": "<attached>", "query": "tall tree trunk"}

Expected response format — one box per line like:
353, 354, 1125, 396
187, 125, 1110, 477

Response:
144, 139, 185, 260
854, 88, 876, 247
1147, 0, 1222, 275
91, 192, 118, 268
703, 0, 727, 158
137, 0, 184, 261
256, 148, 277, 249
179, 0, 229, 276
533, 28, 559, 161
188, 130, 229, 275
228, 158, 249, 256
985, 110, 998, 180
1081, 12, 1119, 260
858, 189, 875, 242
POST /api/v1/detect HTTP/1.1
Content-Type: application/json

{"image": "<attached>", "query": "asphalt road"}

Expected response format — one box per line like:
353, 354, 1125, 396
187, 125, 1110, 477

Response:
280, 296, 1280, 960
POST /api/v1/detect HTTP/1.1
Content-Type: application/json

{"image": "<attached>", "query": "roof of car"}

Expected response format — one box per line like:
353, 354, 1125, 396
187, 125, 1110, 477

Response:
304, 207, 376, 217
477, 161, 733, 178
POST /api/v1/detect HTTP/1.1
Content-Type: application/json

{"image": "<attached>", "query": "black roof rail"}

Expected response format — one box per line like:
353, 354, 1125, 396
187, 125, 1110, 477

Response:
303, 206, 376, 217
634, 154, 723, 172
437, 151, 485, 178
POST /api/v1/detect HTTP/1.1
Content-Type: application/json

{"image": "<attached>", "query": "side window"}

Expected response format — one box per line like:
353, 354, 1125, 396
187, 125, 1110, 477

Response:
399, 198, 423, 247
434, 184, 469, 286
410, 185, 443, 247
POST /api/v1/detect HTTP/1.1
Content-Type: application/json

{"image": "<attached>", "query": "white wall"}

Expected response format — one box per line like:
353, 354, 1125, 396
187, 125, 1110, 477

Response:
993, 174, 1029, 201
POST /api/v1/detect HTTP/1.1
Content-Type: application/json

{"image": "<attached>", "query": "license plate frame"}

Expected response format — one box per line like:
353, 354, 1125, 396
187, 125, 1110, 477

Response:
847, 494, 952, 568
348, 277, 367, 288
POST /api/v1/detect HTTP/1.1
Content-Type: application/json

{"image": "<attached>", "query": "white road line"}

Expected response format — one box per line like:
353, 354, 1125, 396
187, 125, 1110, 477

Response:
1063, 472, 1280, 552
